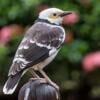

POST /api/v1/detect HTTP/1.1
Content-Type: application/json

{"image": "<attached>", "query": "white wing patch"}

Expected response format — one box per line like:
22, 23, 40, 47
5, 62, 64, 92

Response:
18, 45, 29, 50
13, 57, 29, 64
30, 39, 35, 43
36, 42, 51, 49
23, 45, 29, 49
19, 55, 23, 57
21, 63, 26, 68
18, 46, 24, 50
49, 48, 57, 56
10, 57, 30, 75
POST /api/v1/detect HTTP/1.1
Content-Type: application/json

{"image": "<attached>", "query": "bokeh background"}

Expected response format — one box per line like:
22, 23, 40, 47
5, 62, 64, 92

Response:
0, 0, 100, 100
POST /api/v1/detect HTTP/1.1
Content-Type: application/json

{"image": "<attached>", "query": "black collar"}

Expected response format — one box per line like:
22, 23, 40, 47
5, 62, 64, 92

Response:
35, 18, 60, 26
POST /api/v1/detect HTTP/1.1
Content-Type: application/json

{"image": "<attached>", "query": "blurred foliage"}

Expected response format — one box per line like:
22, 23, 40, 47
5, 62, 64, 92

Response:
0, 0, 100, 98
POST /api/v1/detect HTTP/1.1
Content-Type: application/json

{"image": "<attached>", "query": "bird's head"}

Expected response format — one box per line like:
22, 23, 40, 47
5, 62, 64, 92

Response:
39, 8, 72, 25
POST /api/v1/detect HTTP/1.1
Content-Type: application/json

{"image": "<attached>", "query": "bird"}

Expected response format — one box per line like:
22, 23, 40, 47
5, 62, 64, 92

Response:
3, 8, 72, 95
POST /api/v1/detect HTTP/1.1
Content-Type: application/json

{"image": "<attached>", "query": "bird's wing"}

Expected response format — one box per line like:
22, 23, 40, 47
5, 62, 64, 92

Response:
8, 23, 65, 76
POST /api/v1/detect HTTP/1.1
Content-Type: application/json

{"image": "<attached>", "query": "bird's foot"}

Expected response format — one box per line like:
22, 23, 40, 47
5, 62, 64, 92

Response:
29, 78, 38, 81
29, 78, 59, 90
50, 81, 59, 90
29, 78, 47, 83
44, 79, 59, 90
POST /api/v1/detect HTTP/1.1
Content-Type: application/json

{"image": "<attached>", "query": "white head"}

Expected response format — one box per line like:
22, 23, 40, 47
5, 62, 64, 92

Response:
39, 8, 72, 25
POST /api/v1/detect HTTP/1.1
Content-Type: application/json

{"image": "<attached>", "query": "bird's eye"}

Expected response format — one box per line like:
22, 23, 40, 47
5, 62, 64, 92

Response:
49, 13, 58, 19
53, 13, 57, 16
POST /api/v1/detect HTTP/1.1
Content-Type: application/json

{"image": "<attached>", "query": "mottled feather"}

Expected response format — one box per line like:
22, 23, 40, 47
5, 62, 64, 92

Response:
8, 22, 65, 76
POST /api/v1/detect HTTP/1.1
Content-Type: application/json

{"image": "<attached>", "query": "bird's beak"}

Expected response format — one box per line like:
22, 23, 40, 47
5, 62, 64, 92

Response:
60, 11, 72, 17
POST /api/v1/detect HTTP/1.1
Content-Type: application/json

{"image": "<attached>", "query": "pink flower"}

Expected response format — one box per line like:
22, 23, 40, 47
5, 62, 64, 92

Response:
0, 24, 24, 45
82, 51, 100, 72
63, 12, 79, 25
0, 26, 12, 44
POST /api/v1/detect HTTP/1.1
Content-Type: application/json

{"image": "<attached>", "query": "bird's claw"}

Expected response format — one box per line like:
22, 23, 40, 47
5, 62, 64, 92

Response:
50, 82, 59, 90
29, 78, 59, 90
29, 78, 47, 83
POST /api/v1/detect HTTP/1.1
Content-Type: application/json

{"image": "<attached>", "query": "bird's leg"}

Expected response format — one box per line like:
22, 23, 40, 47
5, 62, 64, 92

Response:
29, 69, 40, 79
39, 69, 59, 90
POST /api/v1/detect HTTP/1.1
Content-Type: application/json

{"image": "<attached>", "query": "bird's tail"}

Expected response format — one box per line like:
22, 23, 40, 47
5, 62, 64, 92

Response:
3, 72, 22, 95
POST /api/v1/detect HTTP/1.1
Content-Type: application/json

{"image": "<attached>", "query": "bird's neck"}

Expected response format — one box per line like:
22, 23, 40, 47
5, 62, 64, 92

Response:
35, 18, 60, 26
